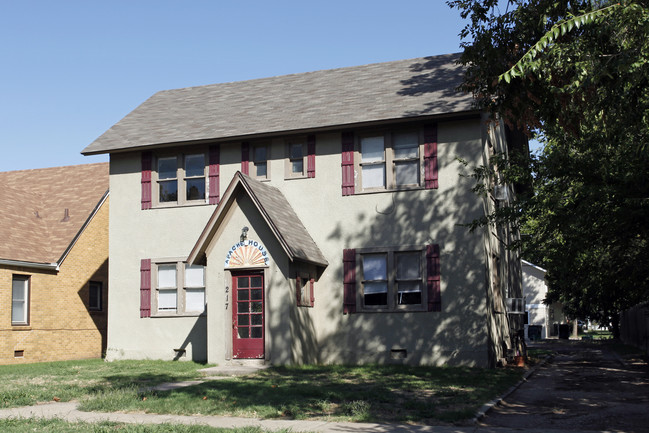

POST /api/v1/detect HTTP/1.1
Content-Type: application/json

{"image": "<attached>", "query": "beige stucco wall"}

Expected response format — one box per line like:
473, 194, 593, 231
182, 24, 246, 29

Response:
0, 198, 109, 364
107, 117, 505, 367
105, 155, 210, 362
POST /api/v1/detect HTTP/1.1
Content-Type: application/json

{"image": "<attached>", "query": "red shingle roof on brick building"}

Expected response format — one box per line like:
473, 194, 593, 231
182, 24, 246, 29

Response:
0, 163, 109, 266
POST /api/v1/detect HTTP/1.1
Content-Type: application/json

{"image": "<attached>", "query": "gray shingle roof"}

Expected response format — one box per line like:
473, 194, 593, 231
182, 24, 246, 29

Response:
189, 172, 328, 267
83, 53, 472, 155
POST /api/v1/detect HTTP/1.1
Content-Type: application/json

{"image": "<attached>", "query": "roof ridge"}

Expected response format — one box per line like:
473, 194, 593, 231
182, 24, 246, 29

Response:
0, 161, 108, 176
154, 53, 462, 95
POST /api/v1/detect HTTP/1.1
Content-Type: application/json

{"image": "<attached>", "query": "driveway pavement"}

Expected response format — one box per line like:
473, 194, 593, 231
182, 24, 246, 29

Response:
479, 339, 649, 433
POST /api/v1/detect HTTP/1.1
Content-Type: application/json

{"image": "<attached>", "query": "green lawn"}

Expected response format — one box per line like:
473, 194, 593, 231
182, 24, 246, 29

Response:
0, 360, 523, 425
0, 419, 287, 433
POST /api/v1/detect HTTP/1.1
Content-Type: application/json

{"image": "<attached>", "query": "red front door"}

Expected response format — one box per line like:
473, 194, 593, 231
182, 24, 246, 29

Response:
232, 272, 265, 359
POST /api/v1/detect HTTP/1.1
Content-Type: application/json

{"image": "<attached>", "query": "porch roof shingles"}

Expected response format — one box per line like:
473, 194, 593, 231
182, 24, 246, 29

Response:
189, 172, 328, 267
0, 163, 109, 265
240, 174, 328, 266
82, 53, 472, 155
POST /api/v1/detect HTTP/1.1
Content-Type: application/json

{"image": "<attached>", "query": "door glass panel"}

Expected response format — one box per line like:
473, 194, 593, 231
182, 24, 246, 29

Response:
237, 277, 249, 288
238, 327, 249, 338
251, 302, 262, 313
237, 290, 249, 301
251, 327, 262, 338
251, 314, 262, 325
251, 289, 262, 300
251, 276, 262, 287
238, 314, 249, 326
237, 302, 248, 313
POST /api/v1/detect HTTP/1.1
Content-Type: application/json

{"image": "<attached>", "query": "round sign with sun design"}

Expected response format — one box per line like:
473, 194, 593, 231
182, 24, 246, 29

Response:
224, 240, 270, 268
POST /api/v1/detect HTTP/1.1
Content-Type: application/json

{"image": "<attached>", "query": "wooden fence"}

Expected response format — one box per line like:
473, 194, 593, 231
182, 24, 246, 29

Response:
620, 301, 649, 356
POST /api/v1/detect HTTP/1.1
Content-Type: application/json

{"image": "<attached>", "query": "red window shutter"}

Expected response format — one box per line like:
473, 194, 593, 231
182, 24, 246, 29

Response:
209, 144, 220, 205
307, 135, 316, 178
241, 142, 249, 175
424, 124, 439, 189
140, 259, 152, 318
296, 275, 302, 305
341, 132, 355, 196
343, 248, 356, 314
141, 152, 152, 210
426, 244, 441, 311
309, 278, 315, 307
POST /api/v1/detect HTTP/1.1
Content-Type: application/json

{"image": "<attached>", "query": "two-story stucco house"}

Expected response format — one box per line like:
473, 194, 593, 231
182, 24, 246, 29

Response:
83, 53, 522, 368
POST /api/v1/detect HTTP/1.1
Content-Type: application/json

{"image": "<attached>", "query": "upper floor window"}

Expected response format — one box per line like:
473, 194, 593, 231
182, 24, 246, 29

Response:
358, 130, 422, 191
252, 144, 269, 180
12, 275, 30, 325
285, 139, 307, 179
342, 124, 437, 196
153, 150, 207, 206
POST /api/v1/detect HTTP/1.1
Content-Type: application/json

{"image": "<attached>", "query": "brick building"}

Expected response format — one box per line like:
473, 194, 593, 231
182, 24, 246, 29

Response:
0, 163, 109, 364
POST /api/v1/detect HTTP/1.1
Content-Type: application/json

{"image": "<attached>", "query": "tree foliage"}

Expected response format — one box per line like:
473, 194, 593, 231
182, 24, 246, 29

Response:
448, 0, 649, 331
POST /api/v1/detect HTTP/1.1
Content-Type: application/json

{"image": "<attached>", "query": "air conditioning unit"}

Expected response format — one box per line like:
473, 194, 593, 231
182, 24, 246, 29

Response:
506, 298, 525, 314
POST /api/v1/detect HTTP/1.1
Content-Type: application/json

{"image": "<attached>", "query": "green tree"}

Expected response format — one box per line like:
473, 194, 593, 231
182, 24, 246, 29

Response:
448, 0, 649, 333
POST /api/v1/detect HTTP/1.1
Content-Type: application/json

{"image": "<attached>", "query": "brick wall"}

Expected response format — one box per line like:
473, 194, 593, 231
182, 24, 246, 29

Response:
0, 197, 109, 364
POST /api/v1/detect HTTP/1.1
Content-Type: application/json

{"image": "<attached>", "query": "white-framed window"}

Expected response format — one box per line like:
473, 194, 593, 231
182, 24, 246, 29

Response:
356, 129, 424, 191
358, 247, 426, 312
153, 148, 207, 206
153, 261, 205, 315
285, 139, 307, 179
89, 281, 103, 311
184, 264, 206, 313
12, 275, 30, 325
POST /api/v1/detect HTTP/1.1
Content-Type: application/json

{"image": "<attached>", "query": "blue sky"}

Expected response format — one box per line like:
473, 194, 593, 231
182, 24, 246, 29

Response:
0, 1, 469, 172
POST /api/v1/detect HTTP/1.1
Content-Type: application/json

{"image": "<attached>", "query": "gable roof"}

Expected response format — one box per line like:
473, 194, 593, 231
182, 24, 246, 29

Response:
82, 53, 473, 155
522, 260, 547, 274
189, 172, 328, 268
0, 163, 109, 267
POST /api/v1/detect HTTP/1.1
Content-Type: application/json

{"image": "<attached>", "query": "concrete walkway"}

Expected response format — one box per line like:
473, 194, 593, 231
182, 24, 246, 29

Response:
0, 401, 608, 432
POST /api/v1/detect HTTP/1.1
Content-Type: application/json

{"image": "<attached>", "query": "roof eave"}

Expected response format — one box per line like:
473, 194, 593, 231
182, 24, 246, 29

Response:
0, 258, 59, 271
82, 110, 481, 156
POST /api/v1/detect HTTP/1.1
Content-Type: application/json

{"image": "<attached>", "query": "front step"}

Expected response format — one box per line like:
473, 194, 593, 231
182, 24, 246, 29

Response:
198, 360, 269, 378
